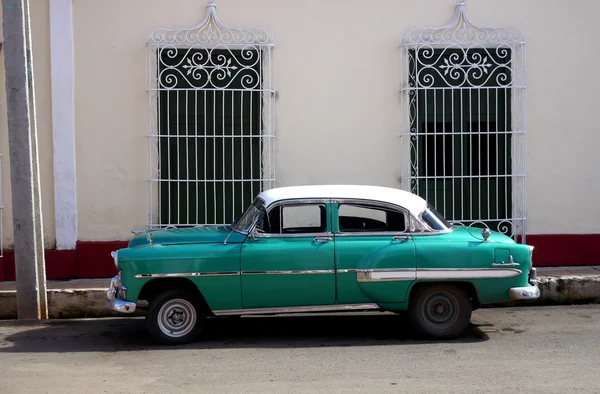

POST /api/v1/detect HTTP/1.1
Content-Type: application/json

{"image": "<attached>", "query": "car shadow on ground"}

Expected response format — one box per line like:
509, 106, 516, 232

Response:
0, 312, 489, 353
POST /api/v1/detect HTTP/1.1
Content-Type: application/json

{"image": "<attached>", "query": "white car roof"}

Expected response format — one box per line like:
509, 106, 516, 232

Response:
257, 185, 428, 216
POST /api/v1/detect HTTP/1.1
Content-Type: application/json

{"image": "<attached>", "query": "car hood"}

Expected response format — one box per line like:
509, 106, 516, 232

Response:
447, 226, 516, 244
128, 226, 247, 247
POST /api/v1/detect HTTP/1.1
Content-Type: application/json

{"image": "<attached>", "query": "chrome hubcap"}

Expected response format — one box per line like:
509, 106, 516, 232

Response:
157, 299, 197, 338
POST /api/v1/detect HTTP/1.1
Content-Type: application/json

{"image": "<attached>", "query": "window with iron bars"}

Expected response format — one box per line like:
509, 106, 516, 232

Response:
408, 47, 513, 232
157, 48, 264, 226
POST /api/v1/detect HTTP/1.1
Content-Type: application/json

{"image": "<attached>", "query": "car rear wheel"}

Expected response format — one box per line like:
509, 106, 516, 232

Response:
408, 284, 471, 339
146, 290, 205, 345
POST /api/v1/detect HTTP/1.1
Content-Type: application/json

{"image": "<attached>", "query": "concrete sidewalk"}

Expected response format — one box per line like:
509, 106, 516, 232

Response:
1, 267, 599, 319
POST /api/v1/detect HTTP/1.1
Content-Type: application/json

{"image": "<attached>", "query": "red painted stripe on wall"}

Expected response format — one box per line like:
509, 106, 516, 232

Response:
526, 234, 600, 267
0, 235, 597, 281
0, 241, 128, 281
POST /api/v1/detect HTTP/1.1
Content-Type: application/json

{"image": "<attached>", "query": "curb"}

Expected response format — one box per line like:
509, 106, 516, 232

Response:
0, 289, 145, 320
1, 275, 600, 320
537, 275, 600, 304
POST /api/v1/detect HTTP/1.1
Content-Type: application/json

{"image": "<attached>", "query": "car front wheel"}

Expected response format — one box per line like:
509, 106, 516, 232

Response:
146, 290, 205, 345
408, 284, 471, 339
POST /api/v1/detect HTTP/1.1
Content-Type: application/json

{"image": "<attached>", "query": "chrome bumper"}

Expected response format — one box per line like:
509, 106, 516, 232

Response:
508, 284, 540, 301
107, 273, 136, 313
109, 299, 137, 313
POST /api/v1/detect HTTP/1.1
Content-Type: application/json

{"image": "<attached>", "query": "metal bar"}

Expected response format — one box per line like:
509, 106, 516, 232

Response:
150, 178, 278, 182
504, 86, 508, 225
433, 87, 437, 210
460, 88, 464, 221
424, 87, 428, 203
469, 88, 473, 220
406, 85, 526, 91
155, 52, 160, 228
231, 90, 235, 223
478, 87, 481, 221
397, 130, 522, 136
496, 87, 499, 220
487, 88, 491, 220
521, 43, 527, 243
442, 88, 446, 215
148, 87, 274, 92
250, 80, 254, 205
186, 90, 189, 225
166, 89, 171, 224
153, 134, 271, 139
407, 174, 524, 180
204, 90, 207, 224
241, 89, 244, 212
451, 88, 455, 220
259, 48, 264, 193
213, 89, 216, 224
195, 89, 199, 225
146, 49, 150, 228
176, 91, 180, 224
222, 89, 225, 224
414, 51, 419, 197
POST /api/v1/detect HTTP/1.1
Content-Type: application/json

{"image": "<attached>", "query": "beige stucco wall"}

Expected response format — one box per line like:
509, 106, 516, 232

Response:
1, 0, 600, 247
0, 0, 56, 249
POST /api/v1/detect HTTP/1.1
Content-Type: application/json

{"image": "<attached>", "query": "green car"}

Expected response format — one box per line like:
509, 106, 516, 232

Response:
107, 185, 539, 345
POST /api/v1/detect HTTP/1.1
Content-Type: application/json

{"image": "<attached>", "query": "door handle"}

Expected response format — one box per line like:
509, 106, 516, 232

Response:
313, 236, 333, 243
392, 235, 411, 242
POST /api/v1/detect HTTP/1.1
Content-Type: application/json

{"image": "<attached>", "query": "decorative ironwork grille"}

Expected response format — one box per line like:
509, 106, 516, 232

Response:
400, 1, 526, 241
146, 2, 275, 228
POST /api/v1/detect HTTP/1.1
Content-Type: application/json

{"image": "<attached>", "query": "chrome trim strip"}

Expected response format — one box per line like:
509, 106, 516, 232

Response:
408, 228, 454, 236
242, 270, 335, 275
337, 269, 358, 274
265, 198, 331, 208
417, 268, 522, 280
334, 232, 412, 238
354, 268, 522, 282
253, 231, 334, 239
213, 303, 380, 316
134, 271, 239, 279
357, 268, 416, 282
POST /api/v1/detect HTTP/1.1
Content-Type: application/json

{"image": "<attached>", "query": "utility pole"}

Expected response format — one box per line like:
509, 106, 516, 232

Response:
2, 0, 48, 319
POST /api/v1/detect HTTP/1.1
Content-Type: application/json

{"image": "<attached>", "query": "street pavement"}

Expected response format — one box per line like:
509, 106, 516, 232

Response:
0, 305, 599, 393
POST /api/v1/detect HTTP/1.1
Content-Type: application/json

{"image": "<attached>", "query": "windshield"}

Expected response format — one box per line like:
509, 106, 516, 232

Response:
231, 198, 264, 233
421, 204, 453, 231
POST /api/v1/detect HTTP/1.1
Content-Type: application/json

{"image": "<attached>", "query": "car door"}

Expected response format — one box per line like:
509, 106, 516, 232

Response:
333, 200, 416, 304
240, 199, 336, 309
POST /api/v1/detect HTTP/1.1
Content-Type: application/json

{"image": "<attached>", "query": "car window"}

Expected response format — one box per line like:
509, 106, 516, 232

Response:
232, 198, 264, 233
338, 204, 406, 233
257, 203, 327, 235
421, 204, 453, 231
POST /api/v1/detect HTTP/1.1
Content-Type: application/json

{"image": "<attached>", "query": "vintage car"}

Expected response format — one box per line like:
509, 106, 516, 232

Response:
107, 185, 539, 345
